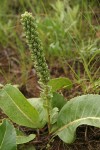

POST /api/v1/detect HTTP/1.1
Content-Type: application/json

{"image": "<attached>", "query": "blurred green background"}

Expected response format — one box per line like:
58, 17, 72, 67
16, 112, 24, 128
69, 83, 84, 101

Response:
0, 0, 100, 94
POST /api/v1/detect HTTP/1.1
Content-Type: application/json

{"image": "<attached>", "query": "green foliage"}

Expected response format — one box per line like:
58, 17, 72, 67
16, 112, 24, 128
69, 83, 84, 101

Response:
0, 10, 100, 149
0, 119, 17, 150
16, 128, 36, 145
48, 77, 72, 92
56, 94, 100, 143
38, 1, 80, 57
28, 98, 47, 125
0, 119, 36, 149
17, 134, 35, 145
16, 127, 36, 145
0, 0, 99, 91
0, 84, 42, 128
51, 92, 66, 110
0, 85, 100, 147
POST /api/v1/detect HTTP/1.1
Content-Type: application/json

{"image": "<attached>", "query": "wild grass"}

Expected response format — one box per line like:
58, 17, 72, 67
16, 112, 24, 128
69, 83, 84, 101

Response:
0, 0, 100, 93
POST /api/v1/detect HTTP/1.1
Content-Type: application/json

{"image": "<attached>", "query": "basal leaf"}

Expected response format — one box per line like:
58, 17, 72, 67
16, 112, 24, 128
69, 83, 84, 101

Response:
50, 107, 59, 124
0, 84, 41, 128
48, 77, 72, 92
28, 98, 47, 127
56, 94, 100, 143
0, 119, 17, 150
51, 92, 66, 110
16, 129, 36, 145
17, 134, 36, 145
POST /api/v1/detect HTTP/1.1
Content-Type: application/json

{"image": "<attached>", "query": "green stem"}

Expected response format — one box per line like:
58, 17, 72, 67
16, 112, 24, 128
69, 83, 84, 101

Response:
44, 86, 51, 134
46, 98, 51, 134
40, 83, 52, 134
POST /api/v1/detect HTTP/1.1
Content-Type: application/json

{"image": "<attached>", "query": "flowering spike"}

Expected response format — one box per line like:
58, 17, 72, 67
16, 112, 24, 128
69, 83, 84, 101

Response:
21, 12, 50, 84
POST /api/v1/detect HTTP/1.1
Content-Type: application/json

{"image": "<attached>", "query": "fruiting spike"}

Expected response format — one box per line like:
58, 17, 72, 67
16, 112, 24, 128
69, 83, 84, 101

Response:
21, 12, 50, 84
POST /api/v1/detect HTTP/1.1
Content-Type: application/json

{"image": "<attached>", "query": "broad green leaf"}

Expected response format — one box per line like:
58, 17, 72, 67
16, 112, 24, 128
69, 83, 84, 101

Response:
50, 107, 59, 124
0, 119, 17, 150
17, 134, 36, 145
0, 84, 41, 128
28, 98, 47, 127
56, 94, 100, 143
52, 92, 66, 110
48, 77, 72, 92
16, 129, 36, 144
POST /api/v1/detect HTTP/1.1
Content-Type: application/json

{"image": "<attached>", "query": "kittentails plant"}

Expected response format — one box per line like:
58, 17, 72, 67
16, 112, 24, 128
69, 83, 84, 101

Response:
0, 12, 100, 149
21, 11, 53, 133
